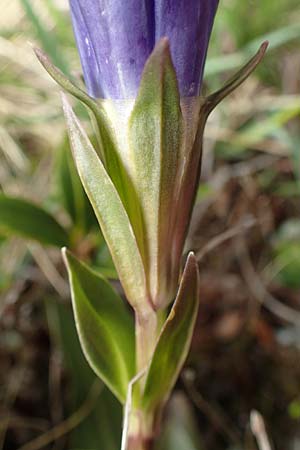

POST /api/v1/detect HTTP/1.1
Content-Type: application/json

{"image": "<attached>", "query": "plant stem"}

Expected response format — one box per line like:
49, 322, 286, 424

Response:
127, 435, 153, 450
126, 409, 155, 450
135, 310, 159, 373
124, 309, 161, 450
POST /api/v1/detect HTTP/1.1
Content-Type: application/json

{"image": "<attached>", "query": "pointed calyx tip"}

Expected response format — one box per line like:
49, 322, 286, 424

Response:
152, 37, 171, 60
158, 36, 170, 48
260, 41, 269, 53
203, 40, 269, 118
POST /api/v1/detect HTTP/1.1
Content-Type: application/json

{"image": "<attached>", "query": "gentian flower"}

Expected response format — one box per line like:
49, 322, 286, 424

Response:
69, 0, 219, 99
66, 0, 219, 311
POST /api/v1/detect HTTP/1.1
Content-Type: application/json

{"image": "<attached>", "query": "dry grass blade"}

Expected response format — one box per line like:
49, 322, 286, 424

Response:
196, 216, 257, 262
182, 370, 242, 447
28, 243, 69, 298
236, 237, 300, 326
250, 410, 273, 450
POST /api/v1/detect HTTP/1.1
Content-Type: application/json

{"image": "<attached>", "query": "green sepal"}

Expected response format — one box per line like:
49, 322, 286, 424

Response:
172, 42, 269, 275
0, 193, 69, 247
34, 47, 99, 115
62, 96, 149, 313
142, 253, 200, 411
35, 48, 145, 254
129, 38, 183, 308
202, 41, 269, 118
62, 248, 135, 404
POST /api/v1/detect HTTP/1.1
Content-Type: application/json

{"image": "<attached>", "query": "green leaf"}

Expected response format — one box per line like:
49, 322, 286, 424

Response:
34, 48, 145, 251
142, 253, 200, 411
0, 194, 69, 247
62, 95, 149, 313
62, 248, 135, 404
129, 38, 183, 309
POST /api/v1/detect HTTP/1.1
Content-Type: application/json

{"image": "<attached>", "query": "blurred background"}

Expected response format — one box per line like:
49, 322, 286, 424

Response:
0, 1, 300, 449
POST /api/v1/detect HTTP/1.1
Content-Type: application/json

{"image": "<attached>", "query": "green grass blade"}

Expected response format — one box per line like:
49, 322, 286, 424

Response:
0, 194, 69, 247
20, 0, 69, 73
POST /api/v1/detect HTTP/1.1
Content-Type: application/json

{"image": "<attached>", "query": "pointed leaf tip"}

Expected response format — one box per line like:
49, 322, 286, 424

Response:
34, 46, 98, 113
260, 41, 269, 53
185, 251, 198, 270
156, 36, 170, 52
144, 37, 173, 69
142, 252, 200, 411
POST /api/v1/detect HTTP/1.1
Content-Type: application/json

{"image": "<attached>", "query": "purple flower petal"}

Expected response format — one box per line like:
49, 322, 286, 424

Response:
70, 0, 154, 98
69, 0, 219, 99
155, 0, 219, 96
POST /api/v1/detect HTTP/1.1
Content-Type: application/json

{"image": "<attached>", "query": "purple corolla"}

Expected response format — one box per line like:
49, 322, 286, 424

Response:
69, 0, 219, 99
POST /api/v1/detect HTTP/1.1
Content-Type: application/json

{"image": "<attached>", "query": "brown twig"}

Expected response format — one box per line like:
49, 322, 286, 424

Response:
182, 370, 242, 447
189, 154, 278, 236
196, 216, 257, 262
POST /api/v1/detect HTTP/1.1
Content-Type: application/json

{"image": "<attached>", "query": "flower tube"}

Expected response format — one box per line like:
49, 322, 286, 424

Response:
155, 0, 219, 96
69, 0, 219, 98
